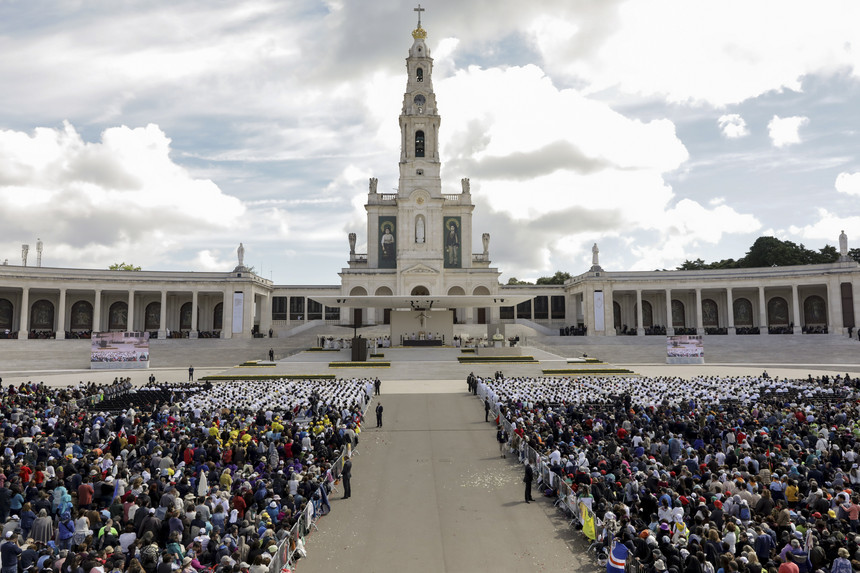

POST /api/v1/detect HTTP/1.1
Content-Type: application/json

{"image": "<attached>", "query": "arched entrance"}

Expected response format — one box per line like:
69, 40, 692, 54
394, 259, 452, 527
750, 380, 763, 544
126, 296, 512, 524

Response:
350, 287, 367, 325
733, 298, 753, 326
473, 286, 490, 324
144, 302, 160, 331
375, 287, 393, 324
767, 296, 789, 327
671, 300, 685, 328
108, 301, 128, 331
448, 286, 465, 323
70, 300, 93, 331
803, 295, 827, 326
30, 300, 54, 331
411, 286, 430, 296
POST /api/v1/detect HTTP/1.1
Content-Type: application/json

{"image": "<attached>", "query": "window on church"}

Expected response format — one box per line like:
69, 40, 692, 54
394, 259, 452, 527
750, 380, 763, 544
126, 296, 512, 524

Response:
533, 296, 548, 320
415, 131, 425, 157
500, 306, 514, 320
325, 306, 340, 321
272, 297, 287, 321
307, 299, 323, 320
416, 169, 423, 175
416, 67, 423, 82
551, 296, 566, 319
517, 300, 532, 319
289, 297, 304, 321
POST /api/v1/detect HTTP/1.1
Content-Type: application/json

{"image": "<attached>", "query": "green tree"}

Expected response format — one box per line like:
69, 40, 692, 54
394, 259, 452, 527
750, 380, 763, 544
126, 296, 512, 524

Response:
536, 271, 572, 285
849, 248, 860, 263
506, 277, 533, 285
109, 262, 141, 271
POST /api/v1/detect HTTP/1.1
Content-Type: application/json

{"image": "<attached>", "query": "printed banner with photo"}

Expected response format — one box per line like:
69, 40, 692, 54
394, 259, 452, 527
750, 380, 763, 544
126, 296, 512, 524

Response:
666, 335, 704, 358
91, 331, 150, 369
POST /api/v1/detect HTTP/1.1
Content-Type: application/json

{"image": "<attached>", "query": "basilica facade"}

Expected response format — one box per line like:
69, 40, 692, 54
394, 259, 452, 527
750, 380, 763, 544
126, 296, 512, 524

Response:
1, 18, 859, 341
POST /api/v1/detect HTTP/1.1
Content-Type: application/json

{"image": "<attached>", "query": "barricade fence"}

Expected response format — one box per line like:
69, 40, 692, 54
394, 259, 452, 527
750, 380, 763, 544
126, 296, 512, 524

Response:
478, 385, 609, 566
268, 392, 371, 573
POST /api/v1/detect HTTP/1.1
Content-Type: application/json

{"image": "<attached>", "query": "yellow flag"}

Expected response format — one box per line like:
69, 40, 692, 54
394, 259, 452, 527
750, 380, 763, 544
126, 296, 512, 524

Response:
580, 502, 596, 540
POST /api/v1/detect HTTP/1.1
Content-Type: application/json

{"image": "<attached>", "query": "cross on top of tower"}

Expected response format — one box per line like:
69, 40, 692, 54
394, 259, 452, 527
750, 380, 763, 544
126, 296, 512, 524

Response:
414, 4, 424, 27
411, 5, 427, 40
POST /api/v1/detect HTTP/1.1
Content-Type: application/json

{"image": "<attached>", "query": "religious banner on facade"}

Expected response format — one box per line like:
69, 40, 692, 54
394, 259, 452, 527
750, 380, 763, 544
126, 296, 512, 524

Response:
232, 292, 244, 333
593, 291, 605, 331
91, 331, 150, 369
379, 216, 397, 268
443, 216, 461, 268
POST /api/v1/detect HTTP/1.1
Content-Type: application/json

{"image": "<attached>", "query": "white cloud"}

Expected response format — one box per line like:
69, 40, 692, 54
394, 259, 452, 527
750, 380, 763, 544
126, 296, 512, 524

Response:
531, 1, 860, 106
788, 208, 860, 243
717, 114, 749, 139
835, 171, 860, 196
768, 115, 809, 148
0, 122, 245, 269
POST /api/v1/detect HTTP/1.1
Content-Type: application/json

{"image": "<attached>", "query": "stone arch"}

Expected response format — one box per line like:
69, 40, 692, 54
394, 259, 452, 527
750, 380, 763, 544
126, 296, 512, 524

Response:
70, 300, 93, 330
472, 286, 490, 295
349, 286, 368, 296
411, 286, 430, 296
0, 298, 13, 331
375, 286, 393, 324
702, 298, 718, 327
613, 301, 622, 330
30, 299, 54, 330
375, 287, 393, 296
108, 301, 128, 331
447, 286, 465, 295
180, 302, 198, 331
733, 298, 753, 326
671, 300, 685, 328
415, 214, 425, 243
767, 296, 789, 326
213, 303, 223, 330
144, 302, 161, 331
803, 295, 827, 325
634, 300, 653, 328
415, 130, 425, 157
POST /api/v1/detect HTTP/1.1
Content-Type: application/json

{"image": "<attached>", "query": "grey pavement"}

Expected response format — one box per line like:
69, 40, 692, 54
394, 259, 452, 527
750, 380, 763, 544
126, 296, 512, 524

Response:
298, 385, 593, 573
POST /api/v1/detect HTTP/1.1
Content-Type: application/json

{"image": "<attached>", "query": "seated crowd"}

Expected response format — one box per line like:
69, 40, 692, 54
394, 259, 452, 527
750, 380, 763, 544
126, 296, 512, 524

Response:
0, 376, 373, 573
480, 373, 860, 573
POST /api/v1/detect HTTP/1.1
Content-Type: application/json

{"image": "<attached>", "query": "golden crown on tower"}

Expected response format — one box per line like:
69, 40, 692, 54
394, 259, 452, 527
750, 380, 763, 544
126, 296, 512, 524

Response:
412, 25, 427, 40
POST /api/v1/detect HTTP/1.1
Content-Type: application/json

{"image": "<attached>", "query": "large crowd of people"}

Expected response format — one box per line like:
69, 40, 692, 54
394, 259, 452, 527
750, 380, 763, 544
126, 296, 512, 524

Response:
479, 373, 860, 573
0, 377, 373, 573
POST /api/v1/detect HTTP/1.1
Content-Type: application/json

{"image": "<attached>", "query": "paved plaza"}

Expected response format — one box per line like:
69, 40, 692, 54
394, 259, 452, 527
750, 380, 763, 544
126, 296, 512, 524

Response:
1, 338, 859, 572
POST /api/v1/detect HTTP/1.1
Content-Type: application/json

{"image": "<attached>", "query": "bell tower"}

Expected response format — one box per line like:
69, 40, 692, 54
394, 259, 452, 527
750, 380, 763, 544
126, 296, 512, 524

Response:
398, 5, 441, 197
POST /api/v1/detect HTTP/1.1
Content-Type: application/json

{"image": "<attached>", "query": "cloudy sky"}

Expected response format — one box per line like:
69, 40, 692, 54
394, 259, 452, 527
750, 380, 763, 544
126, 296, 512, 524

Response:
2, 0, 860, 284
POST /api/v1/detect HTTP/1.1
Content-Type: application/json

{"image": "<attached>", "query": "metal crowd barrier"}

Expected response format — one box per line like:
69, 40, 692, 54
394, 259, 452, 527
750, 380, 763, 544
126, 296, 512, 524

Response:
267, 394, 371, 573
477, 384, 604, 561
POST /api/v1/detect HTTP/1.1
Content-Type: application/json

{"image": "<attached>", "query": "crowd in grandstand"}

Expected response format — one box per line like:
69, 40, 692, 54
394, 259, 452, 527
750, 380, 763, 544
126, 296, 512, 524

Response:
0, 377, 372, 573
479, 372, 860, 573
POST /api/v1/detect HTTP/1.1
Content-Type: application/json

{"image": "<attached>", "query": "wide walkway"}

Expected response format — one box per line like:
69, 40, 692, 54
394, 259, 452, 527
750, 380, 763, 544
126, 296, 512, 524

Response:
299, 380, 592, 573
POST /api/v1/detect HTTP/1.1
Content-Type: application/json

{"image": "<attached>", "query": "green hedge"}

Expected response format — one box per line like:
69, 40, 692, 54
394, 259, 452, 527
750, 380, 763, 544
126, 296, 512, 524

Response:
458, 356, 538, 364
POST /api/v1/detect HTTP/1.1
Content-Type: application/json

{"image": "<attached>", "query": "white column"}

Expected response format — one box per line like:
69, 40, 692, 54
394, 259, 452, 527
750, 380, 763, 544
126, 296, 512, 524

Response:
636, 289, 644, 335
158, 290, 168, 339
222, 288, 232, 339
695, 288, 703, 335
854, 282, 860, 340
56, 288, 67, 340
665, 289, 674, 336
726, 287, 735, 335
242, 288, 254, 338
791, 284, 802, 334
604, 286, 615, 336
127, 290, 135, 332
19, 287, 29, 335
190, 290, 199, 339
583, 285, 593, 336
93, 290, 102, 333
758, 287, 768, 335
828, 279, 844, 335
260, 293, 272, 336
